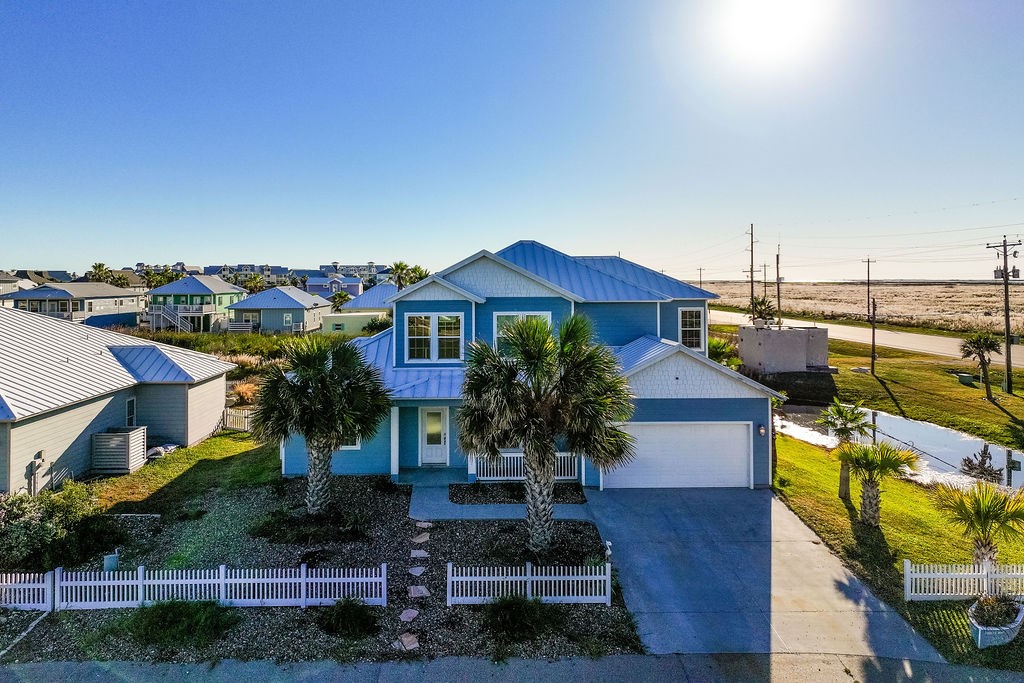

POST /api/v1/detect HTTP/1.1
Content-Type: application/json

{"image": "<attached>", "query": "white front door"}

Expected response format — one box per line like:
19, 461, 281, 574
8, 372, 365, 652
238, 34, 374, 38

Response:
420, 407, 449, 465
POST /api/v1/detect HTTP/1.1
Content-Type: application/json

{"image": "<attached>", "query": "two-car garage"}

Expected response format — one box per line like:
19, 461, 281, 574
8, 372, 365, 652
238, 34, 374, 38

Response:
603, 422, 753, 489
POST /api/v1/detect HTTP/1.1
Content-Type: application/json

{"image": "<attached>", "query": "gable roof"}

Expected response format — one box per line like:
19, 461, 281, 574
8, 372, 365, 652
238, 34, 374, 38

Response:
352, 329, 464, 400
341, 283, 398, 310
1, 283, 139, 300
147, 275, 246, 296
613, 335, 784, 400
227, 286, 330, 311
0, 307, 235, 422
385, 275, 486, 304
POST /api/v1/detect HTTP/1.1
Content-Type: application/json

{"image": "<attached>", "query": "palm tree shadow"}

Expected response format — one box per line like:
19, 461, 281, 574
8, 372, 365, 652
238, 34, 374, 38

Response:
872, 377, 906, 417
842, 496, 903, 600
991, 403, 1024, 450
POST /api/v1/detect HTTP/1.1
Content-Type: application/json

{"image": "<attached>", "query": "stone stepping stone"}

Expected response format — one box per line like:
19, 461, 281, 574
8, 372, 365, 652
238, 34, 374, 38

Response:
415, 521, 433, 529
399, 608, 419, 623
410, 549, 429, 559
411, 532, 430, 544
398, 632, 420, 650
409, 566, 426, 577
408, 585, 430, 598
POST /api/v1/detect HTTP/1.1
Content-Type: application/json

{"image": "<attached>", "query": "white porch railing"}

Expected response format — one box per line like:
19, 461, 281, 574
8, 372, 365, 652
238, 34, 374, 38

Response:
227, 321, 255, 333
447, 562, 611, 606
174, 303, 215, 314
904, 560, 1024, 601
148, 305, 192, 332
473, 452, 579, 482
223, 408, 253, 432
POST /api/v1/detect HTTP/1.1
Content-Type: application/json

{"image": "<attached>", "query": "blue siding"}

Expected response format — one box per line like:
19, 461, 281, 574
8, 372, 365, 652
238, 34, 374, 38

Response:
576, 302, 658, 346
658, 300, 707, 344
237, 308, 305, 333
394, 300, 474, 369
85, 313, 139, 328
631, 398, 774, 487
398, 407, 419, 468
474, 297, 572, 346
282, 413, 392, 476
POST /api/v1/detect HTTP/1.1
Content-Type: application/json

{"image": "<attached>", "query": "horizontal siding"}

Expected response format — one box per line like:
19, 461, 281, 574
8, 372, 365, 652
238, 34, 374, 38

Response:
576, 302, 658, 346
0, 423, 9, 493
474, 297, 572, 347
187, 376, 227, 445
658, 300, 706, 344
282, 413, 392, 476
8, 389, 135, 492
398, 407, 419, 468
394, 300, 474, 369
135, 384, 188, 445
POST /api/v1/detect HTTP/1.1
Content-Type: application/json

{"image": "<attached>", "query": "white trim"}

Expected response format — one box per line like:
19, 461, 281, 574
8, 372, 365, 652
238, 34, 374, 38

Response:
390, 406, 400, 476
620, 420, 754, 490
403, 312, 465, 363
386, 275, 485, 304
418, 406, 450, 466
471, 301, 476, 342
339, 435, 361, 450
433, 250, 584, 302
125, 397, 136, 427
655, 302, 661, 338
678, 307, 705, 352
492, 311, 552, 350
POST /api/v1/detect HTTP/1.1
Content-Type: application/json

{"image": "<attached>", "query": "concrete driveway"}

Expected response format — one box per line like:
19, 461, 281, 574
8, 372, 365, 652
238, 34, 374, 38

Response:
587, 489, 943, 661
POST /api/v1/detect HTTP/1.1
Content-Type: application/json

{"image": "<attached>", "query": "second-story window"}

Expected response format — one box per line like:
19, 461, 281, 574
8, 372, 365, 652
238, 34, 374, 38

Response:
407, 313, 463, 362
679, 308, 704, 350
494, 312, 552, 354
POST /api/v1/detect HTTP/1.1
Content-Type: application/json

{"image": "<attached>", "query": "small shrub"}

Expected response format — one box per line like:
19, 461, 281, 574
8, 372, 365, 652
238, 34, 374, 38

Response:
371, 476, 399, 494
249, 507, 367, 544
314, 598, 379, 638
126, 600, 240, 648
233, 382, 259, 405
0, 493, 52, 570
972, 595, 1020, 627
363, 315, 393, 335
482, 594, 563, 643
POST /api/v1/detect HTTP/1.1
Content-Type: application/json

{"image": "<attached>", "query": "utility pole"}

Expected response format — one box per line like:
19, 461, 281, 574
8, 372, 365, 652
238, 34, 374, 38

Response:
746, 224, 756, 314
697, 267, 704, 289
987, 235, 1022, 394
862, 258, 876, 322
870, 298, 878, 375
775, 245, 782, 330
761, 263, 770, 298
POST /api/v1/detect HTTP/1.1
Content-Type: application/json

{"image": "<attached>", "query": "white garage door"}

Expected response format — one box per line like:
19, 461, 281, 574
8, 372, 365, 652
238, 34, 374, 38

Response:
604, 422, 751, 488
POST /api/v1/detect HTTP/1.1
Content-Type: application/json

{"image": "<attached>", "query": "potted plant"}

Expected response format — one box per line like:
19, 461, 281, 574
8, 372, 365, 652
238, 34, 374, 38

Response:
967, 593, 1024, 649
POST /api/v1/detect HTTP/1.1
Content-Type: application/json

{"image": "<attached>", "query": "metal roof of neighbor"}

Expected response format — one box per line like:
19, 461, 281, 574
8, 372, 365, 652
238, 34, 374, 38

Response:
352, 329, 465, 400
147, 275, 246, 296
0, 307, 235, 422
227, 286, 330, 310
342, 283, 398, 310
574, 256, 718, 300
1, 283, 139, 300
305, 277, 337, 286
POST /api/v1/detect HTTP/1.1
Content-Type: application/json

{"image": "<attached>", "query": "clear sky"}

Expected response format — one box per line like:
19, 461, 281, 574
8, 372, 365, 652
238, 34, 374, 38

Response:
2, 1, 1022, 282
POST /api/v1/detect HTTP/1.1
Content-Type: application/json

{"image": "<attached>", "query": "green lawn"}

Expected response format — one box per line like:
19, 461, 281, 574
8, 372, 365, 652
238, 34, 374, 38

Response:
710, 303, 970, 339
94, 432, 280, 514
776, 435, 1024, 668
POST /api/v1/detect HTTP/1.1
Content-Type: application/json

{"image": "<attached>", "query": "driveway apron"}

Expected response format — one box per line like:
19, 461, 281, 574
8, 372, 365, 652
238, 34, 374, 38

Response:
586, 489, 943, 661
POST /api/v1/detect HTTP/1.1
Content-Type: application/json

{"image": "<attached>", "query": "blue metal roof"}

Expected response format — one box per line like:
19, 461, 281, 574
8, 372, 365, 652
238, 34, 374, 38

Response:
291, 269, 324, 279
305, 277, 337, 286
342, 283, 397, 310
612, 335, 679, 374
353, 329, 464, 399
228, 286, 329, 310
147, 275, 246, 296
496, 241, 669, 302
108, 346, 195, 383
574, 256, 718, 300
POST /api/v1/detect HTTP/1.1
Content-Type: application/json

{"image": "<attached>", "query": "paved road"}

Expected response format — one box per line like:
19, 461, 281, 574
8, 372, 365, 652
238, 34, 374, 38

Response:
586, 489, 942, 661
710, 310, 1024, 366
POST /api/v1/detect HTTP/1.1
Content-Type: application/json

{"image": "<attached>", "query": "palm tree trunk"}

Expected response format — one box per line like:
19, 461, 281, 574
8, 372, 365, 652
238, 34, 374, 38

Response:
524, 449, 556, 554
838, 461, 852, 501
981, 361, 993, 401
973, 538, 999, 566
860, 479, 881, 527
306, 448, 332, 515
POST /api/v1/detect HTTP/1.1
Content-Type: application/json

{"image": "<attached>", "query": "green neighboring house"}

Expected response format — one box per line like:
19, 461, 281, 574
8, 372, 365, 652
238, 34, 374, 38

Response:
147, 275, 247, 332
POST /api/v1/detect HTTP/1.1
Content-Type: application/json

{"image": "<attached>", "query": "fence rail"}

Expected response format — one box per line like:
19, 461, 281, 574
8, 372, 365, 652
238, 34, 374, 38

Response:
223, 408, 253, 432
2, 564, 386, 612
475, 452, 579, 482
447, 562, 611, 606
904, 560, 1024, 601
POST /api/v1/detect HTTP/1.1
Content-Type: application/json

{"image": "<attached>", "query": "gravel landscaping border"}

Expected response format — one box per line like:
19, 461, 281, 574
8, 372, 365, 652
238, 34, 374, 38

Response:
449, 482, 587, 505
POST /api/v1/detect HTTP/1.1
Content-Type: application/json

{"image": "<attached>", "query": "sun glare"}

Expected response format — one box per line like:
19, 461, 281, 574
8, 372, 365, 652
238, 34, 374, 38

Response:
707, 0, 845, 76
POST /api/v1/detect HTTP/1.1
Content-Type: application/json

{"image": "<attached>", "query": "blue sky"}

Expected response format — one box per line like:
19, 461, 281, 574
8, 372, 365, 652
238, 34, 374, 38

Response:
1, 1, 1022, 281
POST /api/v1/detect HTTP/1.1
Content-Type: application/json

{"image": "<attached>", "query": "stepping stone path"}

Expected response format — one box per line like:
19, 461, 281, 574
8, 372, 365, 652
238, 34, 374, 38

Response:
391, 632, 420, 651
399, 609, 419, 623
408, 585, 430, 598
396, 520, 433, 642
410, 549, 429, 558
411, 532, 430, 544
409, 566, 426, 577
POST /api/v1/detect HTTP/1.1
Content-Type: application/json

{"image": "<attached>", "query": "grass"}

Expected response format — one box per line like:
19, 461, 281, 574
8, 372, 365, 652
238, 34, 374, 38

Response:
767, 337, 1024, 450
710, 303, 970, 338
775, 435, 1024, 668
94, 432, 280, 514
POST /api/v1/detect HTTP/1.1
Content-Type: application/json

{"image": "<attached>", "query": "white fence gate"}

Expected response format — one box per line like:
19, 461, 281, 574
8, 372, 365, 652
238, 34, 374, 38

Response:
904, 560, 1024, 601
474, 452, 579, 482
1, 564, 387, 612
446, 562, 611, 606
223, 408, 253, 432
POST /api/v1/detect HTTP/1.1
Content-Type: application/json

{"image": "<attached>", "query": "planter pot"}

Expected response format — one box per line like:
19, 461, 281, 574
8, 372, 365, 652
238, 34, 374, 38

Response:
968, 600, 1024, 649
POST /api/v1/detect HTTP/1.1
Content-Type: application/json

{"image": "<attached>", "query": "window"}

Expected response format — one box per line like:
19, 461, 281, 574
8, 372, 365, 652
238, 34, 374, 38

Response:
282, 313, 293, 327
332, 323, 345, 331
406, 313, 463, 362
241, 312, 260, 324
340, 433, 360, 450
679, 308, 704, 350
494, 312, 552, 354
126, 398, 136, 427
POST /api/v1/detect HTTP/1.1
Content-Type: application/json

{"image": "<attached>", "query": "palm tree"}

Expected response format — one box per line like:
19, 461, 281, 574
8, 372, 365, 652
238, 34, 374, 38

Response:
330, 291, 352, 312
961, 331, 1002, 401
390, 261, 411, 290
816, 397, 874, 501
141, 268, 160, 289
250, 336, 391, 515
109, 272, 131, 289
407, 265, 431, 286
85, 262, 112, 283
457, 315, 635, 553
837, 442, 917, 527
707, 337, 738, 367
243, 273, 265, 294
750, 295, 776, 322
933, 481, 1024, 565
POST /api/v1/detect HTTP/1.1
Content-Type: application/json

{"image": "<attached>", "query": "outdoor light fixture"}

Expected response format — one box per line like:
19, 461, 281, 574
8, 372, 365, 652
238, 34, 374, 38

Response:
758, 424, 767, 437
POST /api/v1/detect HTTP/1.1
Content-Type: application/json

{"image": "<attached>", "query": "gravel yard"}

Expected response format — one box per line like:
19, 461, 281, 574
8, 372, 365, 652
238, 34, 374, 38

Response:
449, 482, 587, 505
3, 473, 640, 663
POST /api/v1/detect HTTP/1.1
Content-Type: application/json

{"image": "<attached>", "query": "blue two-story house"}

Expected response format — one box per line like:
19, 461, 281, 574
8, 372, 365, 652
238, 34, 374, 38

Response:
281, 241, 782, 489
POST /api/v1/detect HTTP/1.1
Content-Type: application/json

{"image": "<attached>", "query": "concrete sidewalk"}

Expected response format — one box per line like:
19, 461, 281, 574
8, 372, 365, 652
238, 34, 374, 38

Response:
405, 475, 592, 521
1, 654, 1018, 683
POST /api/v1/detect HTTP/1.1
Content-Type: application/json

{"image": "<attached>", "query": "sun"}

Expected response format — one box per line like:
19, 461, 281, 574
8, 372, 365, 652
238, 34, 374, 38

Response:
706, 0, 845, 76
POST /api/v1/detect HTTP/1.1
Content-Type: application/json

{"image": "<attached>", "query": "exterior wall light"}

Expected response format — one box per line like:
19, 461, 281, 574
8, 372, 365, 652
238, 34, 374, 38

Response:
758, 424, 767, 437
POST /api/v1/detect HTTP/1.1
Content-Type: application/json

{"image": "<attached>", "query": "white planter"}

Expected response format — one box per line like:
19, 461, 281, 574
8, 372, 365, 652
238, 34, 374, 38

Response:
968, 600, 1024, 649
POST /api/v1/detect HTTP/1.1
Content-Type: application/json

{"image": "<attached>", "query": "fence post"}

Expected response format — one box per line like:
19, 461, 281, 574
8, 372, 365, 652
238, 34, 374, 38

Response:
219, 565, 227, 605
605, 562, 612, 606
526, 562, 533, 600
381, 563, 388, 607
137, 566, 145, 606
446, 563, 453, 607
983, 560, 992, 596
52, 568, 62, 612
903, 560, 912, 602
300, 563, 308, 609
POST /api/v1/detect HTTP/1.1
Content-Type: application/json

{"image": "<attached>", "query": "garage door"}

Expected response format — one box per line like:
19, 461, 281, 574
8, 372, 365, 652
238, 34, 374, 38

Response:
603, 423, 750, 488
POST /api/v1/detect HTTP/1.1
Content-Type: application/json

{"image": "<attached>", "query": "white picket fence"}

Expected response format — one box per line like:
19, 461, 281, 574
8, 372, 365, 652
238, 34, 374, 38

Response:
223, 408, 253, 432
446, 562, 611, 606
474, 452, 579, 482
0, 564, 386, 612
904, 560, 1024, 601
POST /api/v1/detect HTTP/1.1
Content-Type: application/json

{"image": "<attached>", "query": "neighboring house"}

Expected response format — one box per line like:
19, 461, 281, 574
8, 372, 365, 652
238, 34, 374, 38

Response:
73, 270, 149, 294
147, 275, 247, 332
304, 276, 346, 297
283, 241, 783, 490
14, 270, 75, 285
0, 283, 143, 327
322, 283, 396, 333
0, 272, 18, 297
204, 264, 293, 285
0, 307, 234, 494
226, 286, 331, 333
